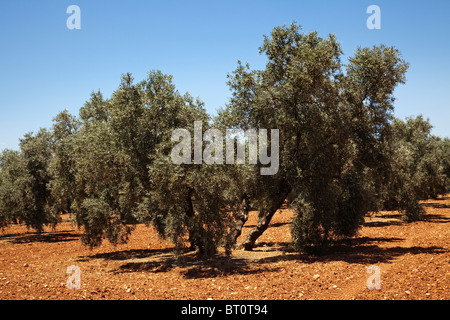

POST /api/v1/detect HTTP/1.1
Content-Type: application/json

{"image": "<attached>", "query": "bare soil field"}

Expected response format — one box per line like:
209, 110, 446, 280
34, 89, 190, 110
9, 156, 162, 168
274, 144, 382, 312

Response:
0, 196, 449, 300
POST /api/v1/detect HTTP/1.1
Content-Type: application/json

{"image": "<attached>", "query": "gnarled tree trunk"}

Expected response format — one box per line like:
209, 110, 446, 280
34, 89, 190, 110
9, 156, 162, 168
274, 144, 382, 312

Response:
228, 195, 250, 246
240, 186, 292, 251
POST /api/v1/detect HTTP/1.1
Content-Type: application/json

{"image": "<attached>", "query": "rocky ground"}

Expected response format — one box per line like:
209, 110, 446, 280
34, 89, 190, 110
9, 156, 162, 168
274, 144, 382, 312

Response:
0, 196, 449, 300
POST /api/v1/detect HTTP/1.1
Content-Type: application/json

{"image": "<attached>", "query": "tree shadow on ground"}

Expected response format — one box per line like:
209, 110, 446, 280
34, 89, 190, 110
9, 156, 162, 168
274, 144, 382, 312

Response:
178, 257, 281, 279
243, 221, 290, 229
422, 213, 450, 224
422, 203, 450, 209
0, 230, 79, 244
363, 210, 450, 227
82, 247, 175, 261
78, 235, 447, 279
363, 219, 405, 228
255, 236, 448, 266
79, 246, 281, 278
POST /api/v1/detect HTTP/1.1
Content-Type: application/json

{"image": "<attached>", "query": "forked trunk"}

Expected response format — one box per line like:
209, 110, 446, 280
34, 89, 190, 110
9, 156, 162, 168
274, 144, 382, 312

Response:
240, 186, 292, 251
228, 195, 250, 245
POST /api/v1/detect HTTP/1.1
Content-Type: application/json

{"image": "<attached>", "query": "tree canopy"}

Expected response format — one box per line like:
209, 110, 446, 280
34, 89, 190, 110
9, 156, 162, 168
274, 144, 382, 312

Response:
0, 23, 448, 257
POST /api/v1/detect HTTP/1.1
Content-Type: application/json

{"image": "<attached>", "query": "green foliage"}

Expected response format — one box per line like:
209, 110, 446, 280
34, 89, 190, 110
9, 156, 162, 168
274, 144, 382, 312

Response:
69, 70, 238, 256
377, 116, 449, 221
0, 129, 56, 232
0, 149, 25, 229
49, 110, 80, 216
71, 71, 201, 247
221, 23, 411, 251
0, 23, 448, 258
143, 153, 239, 257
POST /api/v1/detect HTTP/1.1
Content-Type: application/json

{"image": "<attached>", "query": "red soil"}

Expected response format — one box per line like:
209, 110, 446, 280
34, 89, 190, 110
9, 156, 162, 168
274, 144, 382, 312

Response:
0, 196, 449, 300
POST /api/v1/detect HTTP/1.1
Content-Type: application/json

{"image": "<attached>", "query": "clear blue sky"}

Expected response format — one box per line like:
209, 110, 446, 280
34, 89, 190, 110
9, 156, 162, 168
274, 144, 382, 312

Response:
1, 0, 449, 151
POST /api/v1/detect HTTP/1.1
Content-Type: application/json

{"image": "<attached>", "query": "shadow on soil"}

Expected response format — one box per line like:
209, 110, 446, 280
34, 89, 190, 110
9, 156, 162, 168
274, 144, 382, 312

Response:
83, 248, 175, 261
363, 219, 405, 228
78, 247, 281, 278
75, 198, 450, 279
0, 230, 79, 244
78, 235, 447, 279
243, 221, 290, 229
422, 203, 450, 209
363, 210, 450, 227
423, 213, 450, 224
273, 237, 447, 266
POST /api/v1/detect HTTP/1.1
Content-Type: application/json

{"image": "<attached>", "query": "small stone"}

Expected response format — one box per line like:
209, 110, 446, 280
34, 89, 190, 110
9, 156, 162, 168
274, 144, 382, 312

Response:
23, 263, 29, 267
313, 274, 320, 280
405, 290, 410, 295
126, 288, 131, 293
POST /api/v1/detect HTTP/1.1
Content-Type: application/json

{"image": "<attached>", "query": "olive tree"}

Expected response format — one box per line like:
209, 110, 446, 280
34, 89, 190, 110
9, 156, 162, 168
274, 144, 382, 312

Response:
219, 23, 409, 252
0, 129, 56, 232
378, 116, 449, 221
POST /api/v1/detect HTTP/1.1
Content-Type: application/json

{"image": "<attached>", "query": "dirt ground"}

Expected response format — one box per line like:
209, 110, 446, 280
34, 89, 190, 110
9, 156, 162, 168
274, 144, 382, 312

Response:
0, 196, 449, 300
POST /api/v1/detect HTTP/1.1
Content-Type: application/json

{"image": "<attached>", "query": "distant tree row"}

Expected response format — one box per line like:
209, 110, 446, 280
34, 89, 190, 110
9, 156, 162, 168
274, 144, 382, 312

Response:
1, 23, 449, 256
